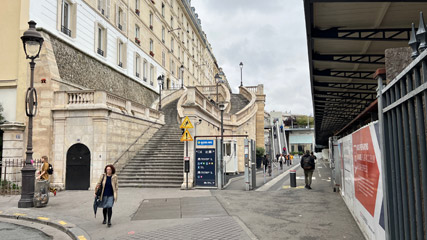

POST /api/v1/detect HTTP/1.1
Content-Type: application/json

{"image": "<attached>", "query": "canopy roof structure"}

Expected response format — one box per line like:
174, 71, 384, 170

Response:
304, 0, 427, 146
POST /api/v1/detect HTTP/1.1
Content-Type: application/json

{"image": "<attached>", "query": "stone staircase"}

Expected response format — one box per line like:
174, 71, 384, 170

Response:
118, 100, 184, 188
229, 94, 250, 114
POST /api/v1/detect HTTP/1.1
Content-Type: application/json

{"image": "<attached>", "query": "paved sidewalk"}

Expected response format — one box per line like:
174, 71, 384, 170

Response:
225, 159, 299, 190
0, 189, 254, 240
0, 159, 364, 240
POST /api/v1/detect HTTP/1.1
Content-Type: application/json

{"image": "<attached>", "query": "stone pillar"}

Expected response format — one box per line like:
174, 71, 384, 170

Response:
255, 84, 266, 149
0, 122, 26, 160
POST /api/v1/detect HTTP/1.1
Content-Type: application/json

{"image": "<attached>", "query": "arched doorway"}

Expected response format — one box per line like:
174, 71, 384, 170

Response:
66, 143, 91, 190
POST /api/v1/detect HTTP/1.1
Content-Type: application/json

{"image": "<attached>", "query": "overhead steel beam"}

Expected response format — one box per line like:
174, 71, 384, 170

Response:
313, 53, 385, 64
312, 27, 411, 41
313, 81, 378, 88
314, 69, 375, 80
314, 86, 377, 93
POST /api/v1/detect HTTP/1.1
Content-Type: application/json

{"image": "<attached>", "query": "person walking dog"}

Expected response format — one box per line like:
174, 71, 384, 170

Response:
95, 164, 118, 227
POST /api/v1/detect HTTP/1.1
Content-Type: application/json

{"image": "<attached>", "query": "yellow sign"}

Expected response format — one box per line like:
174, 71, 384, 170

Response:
180, 129, 193, 142
180, 116, 194, 129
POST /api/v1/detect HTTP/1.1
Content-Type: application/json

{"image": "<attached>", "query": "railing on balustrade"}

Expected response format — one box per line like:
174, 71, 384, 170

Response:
245, 86, 258, 94
378, 14, 427, 240
107, 93, 127, 111
1, 159, 43, 195
67, 91, 95, 105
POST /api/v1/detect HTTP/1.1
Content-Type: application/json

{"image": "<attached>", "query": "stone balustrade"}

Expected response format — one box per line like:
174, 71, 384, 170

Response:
54, 90, 164, 123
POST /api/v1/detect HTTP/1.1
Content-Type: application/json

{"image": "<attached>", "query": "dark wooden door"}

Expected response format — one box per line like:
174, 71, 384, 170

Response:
66, 143, 90, 190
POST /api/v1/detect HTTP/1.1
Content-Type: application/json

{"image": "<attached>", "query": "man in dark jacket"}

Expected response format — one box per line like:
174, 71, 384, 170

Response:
263, 155, 271, 176
300, 150, 315, 189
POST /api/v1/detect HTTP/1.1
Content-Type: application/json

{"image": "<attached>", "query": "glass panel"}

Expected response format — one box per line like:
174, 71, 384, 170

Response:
25, 41, 40, 57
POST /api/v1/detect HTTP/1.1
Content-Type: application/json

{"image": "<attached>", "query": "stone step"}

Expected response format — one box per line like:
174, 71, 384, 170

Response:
119, 172, 182, 176
120, 169, 182, 173
118, 179, 182, 184
118, 183, 182, 188
119, 176, 183, 181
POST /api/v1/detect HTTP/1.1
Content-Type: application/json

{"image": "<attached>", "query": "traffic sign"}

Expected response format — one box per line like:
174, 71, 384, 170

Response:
180, 129, 193, 142
180, 116, 194, 129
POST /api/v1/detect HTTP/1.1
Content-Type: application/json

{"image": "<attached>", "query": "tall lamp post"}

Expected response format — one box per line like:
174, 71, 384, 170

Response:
239, 62, 243, 87
157, 74, 164, 111
218, 102, 226, 188
215, 73, 222, 106
180, 65, 184, 89
19, 21, 44, 208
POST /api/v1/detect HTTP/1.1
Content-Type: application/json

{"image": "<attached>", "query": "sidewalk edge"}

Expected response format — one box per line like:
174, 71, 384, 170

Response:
0, 213, 91, 240
232, 215, 259, 240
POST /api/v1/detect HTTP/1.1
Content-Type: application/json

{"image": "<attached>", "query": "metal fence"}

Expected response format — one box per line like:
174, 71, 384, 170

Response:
378, 13, 427, 240
0, 159, 42, 195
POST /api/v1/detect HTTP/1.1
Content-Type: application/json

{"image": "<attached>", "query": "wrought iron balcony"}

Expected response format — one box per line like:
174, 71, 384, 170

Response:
97, 48, 104, 56
118, 24, 123, 30
136, 72, 140, 77
61, 25, 71, 37
118, 62, 123, 67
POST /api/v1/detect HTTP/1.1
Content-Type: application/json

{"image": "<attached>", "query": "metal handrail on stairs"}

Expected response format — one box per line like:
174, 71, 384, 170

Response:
112, 119, 162, 167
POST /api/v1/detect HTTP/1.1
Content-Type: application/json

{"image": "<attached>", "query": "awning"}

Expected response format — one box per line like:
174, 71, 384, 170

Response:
304, 0, 427, 146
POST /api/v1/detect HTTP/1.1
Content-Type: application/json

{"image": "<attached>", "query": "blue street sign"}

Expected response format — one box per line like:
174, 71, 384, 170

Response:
195, 148, 216, 187
196, 140, 214, 146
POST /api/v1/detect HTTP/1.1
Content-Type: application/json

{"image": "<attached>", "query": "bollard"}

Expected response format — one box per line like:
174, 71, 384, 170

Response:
290, 170, 297, 187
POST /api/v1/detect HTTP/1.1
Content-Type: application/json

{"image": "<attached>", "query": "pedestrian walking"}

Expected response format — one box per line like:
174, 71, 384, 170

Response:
285, 154, 290, 166
36, 156, 56, 196
278, 154, 285, 170
95, 164, 118, 227
262, 155, 269, 173
300, 150, 315, 189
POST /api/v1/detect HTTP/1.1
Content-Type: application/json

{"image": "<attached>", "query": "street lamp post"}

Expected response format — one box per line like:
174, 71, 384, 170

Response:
239, 62, 243, 87
157, 75, 164, 111
19, 20, 44, 208
180, 65, 184, 89
215, 73, 222, 106
218, 102, 226, 188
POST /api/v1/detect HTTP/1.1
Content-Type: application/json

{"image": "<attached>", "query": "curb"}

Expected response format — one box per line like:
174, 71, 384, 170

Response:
223, 170, 264, 189
0, 212, 91, 240
255, 164, 300, 191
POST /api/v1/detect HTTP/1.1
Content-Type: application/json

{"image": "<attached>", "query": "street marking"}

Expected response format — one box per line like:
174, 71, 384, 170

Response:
14, 213, 26, 216
58, 221, 67, 225
128, 231, 135, 235
37, 217, 49, 221
282, 185, 305, 189
296, 176, 316, 180
77, 236, 87, 240
318, 166, 323, 168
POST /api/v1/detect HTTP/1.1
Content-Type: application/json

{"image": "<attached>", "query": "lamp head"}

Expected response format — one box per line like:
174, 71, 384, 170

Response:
239, 62, 243, 69
21, 20, 44, 60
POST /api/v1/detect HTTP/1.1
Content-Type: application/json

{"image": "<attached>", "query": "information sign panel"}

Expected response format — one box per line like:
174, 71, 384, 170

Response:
195, 148, 216, 187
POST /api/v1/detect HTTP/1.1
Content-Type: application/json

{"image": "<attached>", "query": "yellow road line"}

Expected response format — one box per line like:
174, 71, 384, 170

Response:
14, 213, 26, 216
78, 235, 87, 240
58, 220, 67, 225
37, 217, 49, 221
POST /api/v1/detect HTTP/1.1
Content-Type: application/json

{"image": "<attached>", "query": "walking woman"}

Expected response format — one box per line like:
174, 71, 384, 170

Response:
95, 164, 118, 227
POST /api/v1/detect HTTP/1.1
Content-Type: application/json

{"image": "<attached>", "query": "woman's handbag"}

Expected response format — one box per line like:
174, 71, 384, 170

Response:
95, 175, 105, 197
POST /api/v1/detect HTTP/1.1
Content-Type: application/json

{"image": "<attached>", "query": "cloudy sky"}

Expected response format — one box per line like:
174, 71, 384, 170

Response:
191, 0, 313, 115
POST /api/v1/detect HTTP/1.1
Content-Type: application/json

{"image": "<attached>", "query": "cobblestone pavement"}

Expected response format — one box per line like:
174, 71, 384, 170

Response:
116, 216, 251, 240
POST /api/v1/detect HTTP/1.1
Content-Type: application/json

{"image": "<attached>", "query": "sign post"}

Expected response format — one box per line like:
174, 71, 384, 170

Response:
180, 116, 194, 190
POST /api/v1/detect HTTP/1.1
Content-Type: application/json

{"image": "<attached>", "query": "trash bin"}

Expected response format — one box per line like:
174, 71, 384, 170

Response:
34, 180, 49, 207
290, 170, 297, 187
